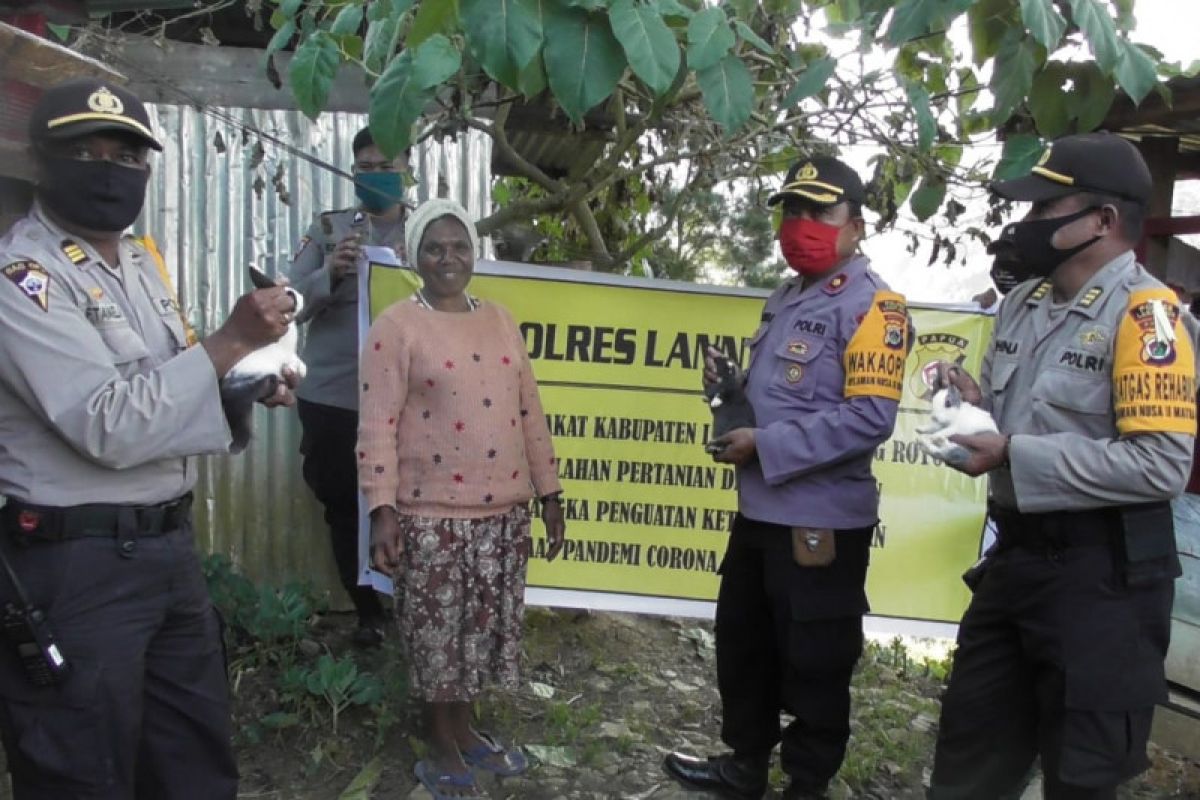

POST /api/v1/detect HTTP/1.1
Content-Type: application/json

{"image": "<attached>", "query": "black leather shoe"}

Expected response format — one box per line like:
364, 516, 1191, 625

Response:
662, 752, 768, 799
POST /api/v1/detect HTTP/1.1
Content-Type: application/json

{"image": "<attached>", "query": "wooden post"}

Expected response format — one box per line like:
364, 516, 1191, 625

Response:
1138, 135, 1179, 279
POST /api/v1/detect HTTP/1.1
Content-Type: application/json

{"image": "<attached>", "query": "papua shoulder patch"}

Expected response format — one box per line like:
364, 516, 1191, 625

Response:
3, 261, 50, 312
61, 239, 88, 266
844, 290, 909, 401
1112, 288, 1197, 436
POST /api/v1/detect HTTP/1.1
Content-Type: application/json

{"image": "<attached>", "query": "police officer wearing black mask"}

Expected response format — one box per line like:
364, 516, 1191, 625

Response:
0, 78, 299, 798
928, 132, 1196, 799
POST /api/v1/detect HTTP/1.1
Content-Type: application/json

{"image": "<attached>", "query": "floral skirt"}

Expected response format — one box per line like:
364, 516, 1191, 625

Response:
394, 505, 531, 702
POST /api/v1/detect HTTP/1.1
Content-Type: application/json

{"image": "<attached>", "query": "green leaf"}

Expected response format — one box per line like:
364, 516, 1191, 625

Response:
1019, 0, 1065, 49
462, 0, 543, 90
885, 0, 971, 46
518, 52, 549, 98
990, 34, 1039, 123
339, 34, 364, 61
412, 33, 462, 88
654, 0, 693, 19
906, 82, 936, 151
280, 0, 305, 18
289, 31, 340, 119
686, 7, 734, 72
1028, 61, 1070, 137
1068, 0, 1119, 72
1113, 40, 1158, 104
565, 0, 607, 9
366, 0, 392, 22
966, 0, 1014, 67
610, 0, 680, 95
330, 4, 363, 36
364, 16, 399, 74
409, 0, 459, 47
909, 177, 946, 221
370, 51, 430, 154
543, 5, 627, 124
338, 757, 384, 800
695, 53, 754, 132
1067, 62, 1116, 131
994, 133, 1044, 180
955, 67, 981, 115
780, 56, 835, 108
733, 20, 772, 55
266, 18, 296, 56
728, 0, 758, 21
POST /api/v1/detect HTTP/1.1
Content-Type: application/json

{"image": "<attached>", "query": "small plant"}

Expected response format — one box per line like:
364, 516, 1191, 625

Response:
303, 654, 383, 734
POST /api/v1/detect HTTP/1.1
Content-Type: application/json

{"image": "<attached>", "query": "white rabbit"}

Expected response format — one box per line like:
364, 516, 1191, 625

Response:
916, 385, 998, 464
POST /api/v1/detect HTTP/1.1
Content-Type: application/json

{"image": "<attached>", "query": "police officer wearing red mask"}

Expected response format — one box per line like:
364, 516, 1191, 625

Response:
664, 156, 911, 799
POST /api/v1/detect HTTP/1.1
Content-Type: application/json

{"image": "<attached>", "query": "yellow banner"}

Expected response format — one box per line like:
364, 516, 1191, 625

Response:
368, 259, 993, 625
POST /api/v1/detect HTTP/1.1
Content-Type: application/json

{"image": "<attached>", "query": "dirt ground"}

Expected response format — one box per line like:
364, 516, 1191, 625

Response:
0, 607, 1197, 799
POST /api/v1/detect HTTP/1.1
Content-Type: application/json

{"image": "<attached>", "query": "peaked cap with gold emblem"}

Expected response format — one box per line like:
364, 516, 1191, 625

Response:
991, 132, 1151, 205
28, 77, 162, 151
767, 155, 866, 207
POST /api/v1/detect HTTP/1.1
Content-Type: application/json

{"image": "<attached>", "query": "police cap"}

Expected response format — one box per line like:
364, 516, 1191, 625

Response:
767, 156, 866, 208
991, 132, 1151, 205
28, 78, 163, 151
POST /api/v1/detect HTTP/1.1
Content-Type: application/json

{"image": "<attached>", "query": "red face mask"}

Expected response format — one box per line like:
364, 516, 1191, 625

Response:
779, 217, 844, 275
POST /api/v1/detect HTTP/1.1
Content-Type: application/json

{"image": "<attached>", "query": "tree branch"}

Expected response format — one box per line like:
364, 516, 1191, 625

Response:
462, 110, 561, 193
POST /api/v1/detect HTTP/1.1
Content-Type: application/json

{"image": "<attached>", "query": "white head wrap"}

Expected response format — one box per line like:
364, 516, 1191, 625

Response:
405, 198, 479, 267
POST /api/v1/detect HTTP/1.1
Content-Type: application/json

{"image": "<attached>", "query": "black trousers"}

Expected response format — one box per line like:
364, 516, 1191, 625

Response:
929, 529, 1172, 799
297, 399, 384, 623
715, 514, 871, 791
0, 524, 238, 799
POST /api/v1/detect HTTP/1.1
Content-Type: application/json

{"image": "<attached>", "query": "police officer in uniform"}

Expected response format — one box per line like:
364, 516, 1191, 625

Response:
664, 157, 911, 799
0, 78, 298, 798
928, 132, 1195, 799
289, 127, 414, 647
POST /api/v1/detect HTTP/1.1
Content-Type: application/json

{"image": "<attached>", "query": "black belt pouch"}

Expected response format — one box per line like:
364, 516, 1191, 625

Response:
1119, 502, 1182, 587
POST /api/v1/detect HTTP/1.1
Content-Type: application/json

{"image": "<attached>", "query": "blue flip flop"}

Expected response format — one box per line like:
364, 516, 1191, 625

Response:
461, 731, 529, 777
414, 759, 486, 799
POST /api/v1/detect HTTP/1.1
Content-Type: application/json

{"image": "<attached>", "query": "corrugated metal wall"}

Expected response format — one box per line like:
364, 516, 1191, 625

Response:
139, 104, 491, 601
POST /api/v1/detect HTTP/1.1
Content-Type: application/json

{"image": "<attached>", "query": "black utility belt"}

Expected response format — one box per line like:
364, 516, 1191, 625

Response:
989, 505, 1119, 549
0, 493, 193, 541
989, 501, 1181, 586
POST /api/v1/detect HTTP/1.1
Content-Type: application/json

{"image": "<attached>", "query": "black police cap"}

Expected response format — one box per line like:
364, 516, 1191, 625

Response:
767, 156, 866, 208
991, 132, 1151, 205
28, 78, 162, 151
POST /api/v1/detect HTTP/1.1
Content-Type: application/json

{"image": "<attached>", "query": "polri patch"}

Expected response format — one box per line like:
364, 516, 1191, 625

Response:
3, 261, 50, 312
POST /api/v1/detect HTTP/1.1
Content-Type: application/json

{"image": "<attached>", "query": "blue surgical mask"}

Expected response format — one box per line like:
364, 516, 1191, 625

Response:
354, 171, 405, 212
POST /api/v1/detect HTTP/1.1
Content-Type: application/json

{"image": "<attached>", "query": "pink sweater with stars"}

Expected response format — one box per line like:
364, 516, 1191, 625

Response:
358, 296, 561, 519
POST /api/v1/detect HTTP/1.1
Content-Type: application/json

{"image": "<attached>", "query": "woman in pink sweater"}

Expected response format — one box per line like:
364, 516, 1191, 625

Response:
358, 199, 565, 799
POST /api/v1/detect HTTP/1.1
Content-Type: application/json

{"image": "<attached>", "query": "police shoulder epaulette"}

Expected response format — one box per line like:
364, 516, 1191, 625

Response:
1077, 286, 1104, 309
1028, 280, 1051, 302
61, 239, 88, 266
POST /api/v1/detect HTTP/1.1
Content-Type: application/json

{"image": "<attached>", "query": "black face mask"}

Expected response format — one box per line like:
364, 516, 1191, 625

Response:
37, 155, 150, 232
986, 242, 1024, 295
987, 205, 1102, 283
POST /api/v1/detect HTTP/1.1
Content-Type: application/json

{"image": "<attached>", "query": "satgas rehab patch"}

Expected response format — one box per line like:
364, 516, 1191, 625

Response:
1113, 288, 1197, 436
3, 261, 50, 312
844, 290, 909, 401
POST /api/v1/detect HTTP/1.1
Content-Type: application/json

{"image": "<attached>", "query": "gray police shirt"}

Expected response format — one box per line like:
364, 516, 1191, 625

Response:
288, 207, 408, 411
983, 251, 1198, 513
0, 204, 231, 506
